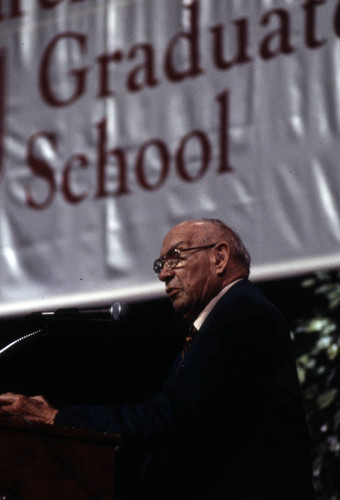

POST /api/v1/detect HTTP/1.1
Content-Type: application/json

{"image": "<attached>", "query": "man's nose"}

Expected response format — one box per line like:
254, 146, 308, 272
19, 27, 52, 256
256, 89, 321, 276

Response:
158, 264, 175, 282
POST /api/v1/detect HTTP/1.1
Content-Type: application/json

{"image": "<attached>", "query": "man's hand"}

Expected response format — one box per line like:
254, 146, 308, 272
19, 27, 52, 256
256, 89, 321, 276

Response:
0, 392, 58, 425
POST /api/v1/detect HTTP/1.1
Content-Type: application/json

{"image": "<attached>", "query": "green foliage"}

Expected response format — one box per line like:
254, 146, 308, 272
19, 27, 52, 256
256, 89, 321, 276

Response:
292, 271, 340, 499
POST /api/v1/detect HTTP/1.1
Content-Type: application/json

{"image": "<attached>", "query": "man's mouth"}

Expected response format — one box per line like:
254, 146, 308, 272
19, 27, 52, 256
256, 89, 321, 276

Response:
166, 287, 180, 298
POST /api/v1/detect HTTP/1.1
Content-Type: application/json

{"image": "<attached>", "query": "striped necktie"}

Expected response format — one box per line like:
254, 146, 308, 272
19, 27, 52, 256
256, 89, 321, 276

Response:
181, 324, 198, 359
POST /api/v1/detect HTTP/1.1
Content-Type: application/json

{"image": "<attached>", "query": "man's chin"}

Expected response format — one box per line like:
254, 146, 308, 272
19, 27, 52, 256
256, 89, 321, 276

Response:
171, 299, 194, 321
171, 297, 188, 316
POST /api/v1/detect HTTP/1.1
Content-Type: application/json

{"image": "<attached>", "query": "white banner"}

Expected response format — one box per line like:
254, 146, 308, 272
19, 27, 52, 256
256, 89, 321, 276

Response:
1, 0, 340, 317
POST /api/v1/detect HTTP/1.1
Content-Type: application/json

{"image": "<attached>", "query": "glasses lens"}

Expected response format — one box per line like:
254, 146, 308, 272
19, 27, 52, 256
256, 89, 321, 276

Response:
153, 249, 180, 275
166, 249, 180, 268
153, 258, 163, 274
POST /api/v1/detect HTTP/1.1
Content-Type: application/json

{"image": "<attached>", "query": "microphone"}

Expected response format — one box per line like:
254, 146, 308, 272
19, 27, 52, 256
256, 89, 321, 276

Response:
31, 301, 130, 322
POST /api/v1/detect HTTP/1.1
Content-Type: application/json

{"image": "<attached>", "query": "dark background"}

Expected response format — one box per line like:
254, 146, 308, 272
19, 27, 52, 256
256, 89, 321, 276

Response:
0, 276, 318, 407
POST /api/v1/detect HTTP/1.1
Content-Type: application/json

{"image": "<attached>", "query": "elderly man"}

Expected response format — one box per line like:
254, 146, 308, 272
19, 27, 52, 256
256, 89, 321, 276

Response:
0, 218, 315, 500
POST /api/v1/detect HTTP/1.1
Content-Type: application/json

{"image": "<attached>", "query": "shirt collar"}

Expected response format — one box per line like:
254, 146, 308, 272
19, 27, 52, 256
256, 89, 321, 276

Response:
193, 279, 243, 331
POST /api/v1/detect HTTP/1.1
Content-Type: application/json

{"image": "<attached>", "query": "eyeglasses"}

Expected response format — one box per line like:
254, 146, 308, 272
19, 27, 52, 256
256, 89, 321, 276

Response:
153, 243, 217, 275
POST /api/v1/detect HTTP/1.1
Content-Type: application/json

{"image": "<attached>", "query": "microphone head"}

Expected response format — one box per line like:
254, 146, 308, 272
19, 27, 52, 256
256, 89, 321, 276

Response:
110, 301, 130, 322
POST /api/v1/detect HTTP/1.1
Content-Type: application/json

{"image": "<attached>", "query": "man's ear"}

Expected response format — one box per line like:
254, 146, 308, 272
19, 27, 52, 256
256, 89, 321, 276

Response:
214, 242, 230, 275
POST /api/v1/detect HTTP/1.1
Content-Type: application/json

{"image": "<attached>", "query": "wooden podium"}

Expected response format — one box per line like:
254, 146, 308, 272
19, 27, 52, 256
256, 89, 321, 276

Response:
0, 416, 122, 499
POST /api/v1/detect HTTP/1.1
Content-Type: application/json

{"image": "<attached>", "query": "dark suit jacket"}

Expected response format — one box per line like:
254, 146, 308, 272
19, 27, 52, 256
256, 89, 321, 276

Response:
55, 280, 316, 500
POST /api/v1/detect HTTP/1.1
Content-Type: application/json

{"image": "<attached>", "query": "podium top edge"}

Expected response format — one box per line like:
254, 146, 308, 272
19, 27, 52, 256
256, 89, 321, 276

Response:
0, 415, 122, 444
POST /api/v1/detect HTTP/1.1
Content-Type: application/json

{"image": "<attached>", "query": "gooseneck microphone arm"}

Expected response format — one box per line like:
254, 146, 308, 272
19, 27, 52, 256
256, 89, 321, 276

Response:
0, 326, 49, 357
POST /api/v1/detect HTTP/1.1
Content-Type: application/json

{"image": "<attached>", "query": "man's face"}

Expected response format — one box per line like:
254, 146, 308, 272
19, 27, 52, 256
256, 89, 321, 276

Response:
157, 222, 220, 321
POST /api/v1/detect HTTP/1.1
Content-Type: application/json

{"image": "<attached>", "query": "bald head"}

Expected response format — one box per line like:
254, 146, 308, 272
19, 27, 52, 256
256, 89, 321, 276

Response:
170, 219, 250, 277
